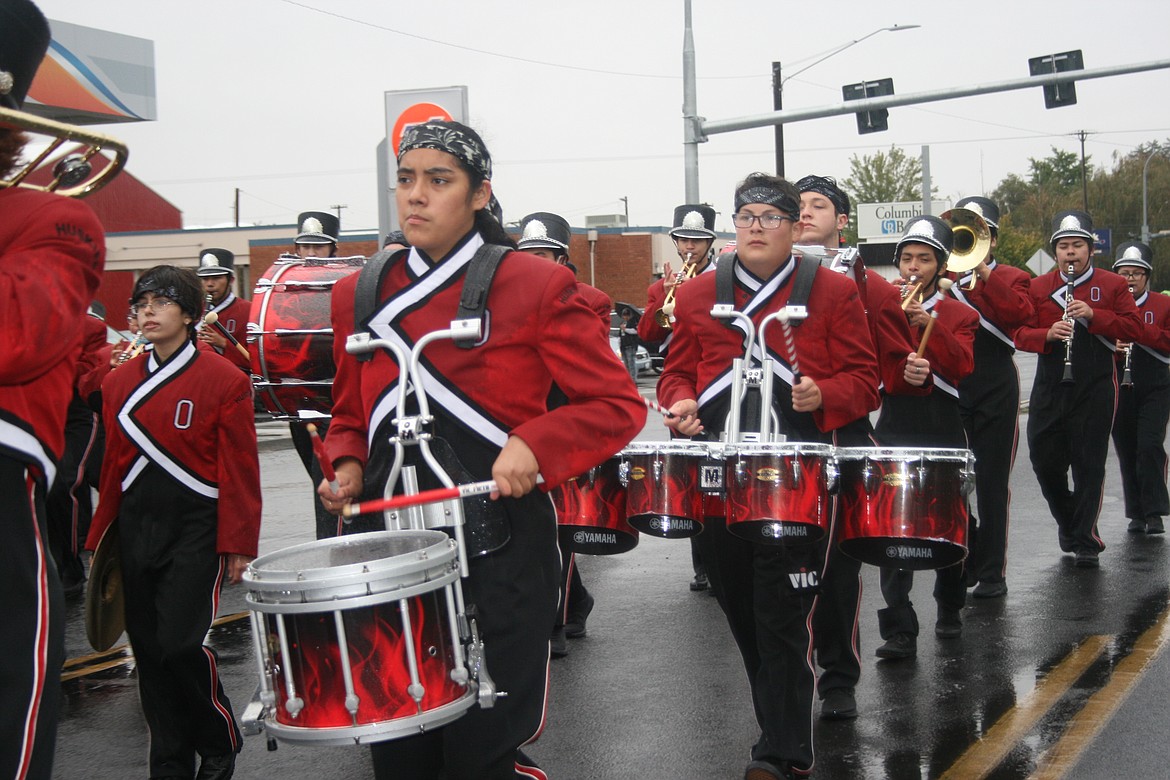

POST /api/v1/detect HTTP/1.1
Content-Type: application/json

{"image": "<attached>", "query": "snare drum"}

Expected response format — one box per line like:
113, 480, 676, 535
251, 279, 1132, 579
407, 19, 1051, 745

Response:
834, 447, 974, 570
244, 530, 475, 745
249, 258, 364, 418
622, 442, 707, 538
552, 457, 638, 555
724, 442, 834, 544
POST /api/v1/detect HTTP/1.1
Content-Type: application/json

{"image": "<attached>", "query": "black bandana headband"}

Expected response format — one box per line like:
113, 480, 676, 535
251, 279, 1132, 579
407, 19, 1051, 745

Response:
796, 175, 850, 216
735, 185, 799, 220
397, 121, 492, 181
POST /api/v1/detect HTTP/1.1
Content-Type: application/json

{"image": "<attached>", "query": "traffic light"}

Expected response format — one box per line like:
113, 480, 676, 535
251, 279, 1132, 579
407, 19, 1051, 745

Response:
843, 78, 894, 134
1028, 50, 1084, 109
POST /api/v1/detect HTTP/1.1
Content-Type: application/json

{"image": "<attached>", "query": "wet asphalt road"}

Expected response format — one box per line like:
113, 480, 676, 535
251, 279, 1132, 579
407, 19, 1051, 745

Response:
51, 357, 1170, 779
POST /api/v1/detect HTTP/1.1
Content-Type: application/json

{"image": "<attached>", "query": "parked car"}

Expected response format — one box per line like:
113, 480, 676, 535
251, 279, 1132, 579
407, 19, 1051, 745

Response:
609, 307, 651, 376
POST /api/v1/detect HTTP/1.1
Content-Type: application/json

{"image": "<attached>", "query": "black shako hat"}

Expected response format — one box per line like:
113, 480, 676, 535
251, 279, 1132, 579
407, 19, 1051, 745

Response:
196, 248, 235, 277
1113, 240, 1154, 273
1050, 210, 1096, 248
954, 196, 1001, 231
0, 0, 50, 110
895, 215, 954, 261
295, 211, 340, 245
669, 204, 717, 240
518, 212, 571, 254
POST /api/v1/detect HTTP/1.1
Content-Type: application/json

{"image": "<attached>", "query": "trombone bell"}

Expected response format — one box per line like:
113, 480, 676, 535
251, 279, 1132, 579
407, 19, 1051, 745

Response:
939, 206, 991, 274
0, 106, 128, 198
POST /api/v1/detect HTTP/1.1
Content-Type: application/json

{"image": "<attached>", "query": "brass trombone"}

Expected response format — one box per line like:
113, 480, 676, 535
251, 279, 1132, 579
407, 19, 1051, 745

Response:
939, 206, 993, 288
0, 106, 128, 198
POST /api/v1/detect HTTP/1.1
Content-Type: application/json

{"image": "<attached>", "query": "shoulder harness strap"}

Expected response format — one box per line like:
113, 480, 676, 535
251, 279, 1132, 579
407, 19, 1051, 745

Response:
454, 243, 510, 349
353, 248, 406, 362
714, 252, 819, 326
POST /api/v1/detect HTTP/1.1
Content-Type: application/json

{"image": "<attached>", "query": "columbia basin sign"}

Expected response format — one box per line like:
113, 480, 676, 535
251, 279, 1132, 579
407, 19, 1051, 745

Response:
857, 201, 953, 241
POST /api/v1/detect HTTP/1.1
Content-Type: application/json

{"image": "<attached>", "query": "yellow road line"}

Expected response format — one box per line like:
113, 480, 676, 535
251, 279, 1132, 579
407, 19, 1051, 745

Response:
940, 635, 1110, 780
1030, 608, 1170, 779
60, 611, 250, 682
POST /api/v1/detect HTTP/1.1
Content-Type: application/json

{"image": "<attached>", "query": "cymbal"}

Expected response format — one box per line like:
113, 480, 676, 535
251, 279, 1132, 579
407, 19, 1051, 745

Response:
85, 522, 125, 652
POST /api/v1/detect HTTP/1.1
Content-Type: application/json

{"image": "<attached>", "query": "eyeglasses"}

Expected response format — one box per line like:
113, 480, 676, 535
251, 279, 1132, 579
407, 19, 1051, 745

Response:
1118, 269, 1147, 279
732, 212, 791, 230
129, 297, 177, 316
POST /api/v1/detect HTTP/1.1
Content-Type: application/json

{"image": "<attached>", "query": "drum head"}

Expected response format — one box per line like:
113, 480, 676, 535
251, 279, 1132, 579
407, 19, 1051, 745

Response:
86, 522, 125, 652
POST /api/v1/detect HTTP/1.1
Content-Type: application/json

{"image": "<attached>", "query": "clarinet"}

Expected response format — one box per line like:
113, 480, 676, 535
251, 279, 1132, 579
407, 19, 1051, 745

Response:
1061, 262, 1076, 385
1120, 283, 1135, 389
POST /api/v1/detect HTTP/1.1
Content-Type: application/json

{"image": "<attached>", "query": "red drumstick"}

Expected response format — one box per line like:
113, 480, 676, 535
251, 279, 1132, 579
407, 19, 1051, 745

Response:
777, 310, 802, 384
342, 479, 500, 518
305, 423, 338, 492
643, 397, 677, 420
202, 311, 250, 359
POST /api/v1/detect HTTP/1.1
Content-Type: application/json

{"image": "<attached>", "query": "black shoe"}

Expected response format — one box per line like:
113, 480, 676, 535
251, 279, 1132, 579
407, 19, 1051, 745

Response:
196, 752, 237, 780
820, 687, 858, 720
1128, 517, 1147, 533
744, 759, 793, 780
550, 627, 569, 658
875, 633, 917, 660
690, 572, 710, 592
935, 609, 962, 638
1147, 517, 1165, 535
1074, 549, 1100, 568
1058, 531, 1075, 552
564, 590, 595, 638
972, 580, 1007, 599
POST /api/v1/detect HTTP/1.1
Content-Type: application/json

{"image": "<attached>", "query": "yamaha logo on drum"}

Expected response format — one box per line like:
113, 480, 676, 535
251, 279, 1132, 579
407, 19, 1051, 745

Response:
762, 523, 809, 539
573, 530, 618, 546
882, 473, 906, 487
757, 467, 781, 483
629, 466, 647, 481
650, 517, 695, 533
886, 545, 934, 560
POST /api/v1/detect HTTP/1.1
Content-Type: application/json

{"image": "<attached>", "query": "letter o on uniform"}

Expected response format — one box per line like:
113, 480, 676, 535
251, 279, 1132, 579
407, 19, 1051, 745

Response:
174, 399, 194, 430
1146, 311, 1155, 325
1091, 286, 1101, 302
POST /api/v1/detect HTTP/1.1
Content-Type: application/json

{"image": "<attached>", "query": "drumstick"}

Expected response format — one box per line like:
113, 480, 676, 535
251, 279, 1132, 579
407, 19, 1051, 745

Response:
777, 309, 802, 384
916, 311, 939, 356
305, 423, 338, 492
342, 475, 545, 518
202, 311, 250, 359
643, 397, 677, 420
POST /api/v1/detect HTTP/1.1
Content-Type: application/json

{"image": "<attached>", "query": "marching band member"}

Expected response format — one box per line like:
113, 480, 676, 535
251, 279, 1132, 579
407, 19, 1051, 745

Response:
947, 197, 1034, 599
0, 1, 106, 775
320, 121, 644, 780
195, 248, 251, 372
640, 204, 719, 594
1016, 210, 1142, 568
517, 210, 608, 657
794, 174, 926, 717
87, 266, 260, 780
874, 216, 978, 657
1109, 240, 1170, 535
658, 173, 879, 780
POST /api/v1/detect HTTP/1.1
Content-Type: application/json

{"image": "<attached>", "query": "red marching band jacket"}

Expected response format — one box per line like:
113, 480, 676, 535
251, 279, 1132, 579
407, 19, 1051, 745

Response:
199, 292, 252, 371
657, 255, 880, 435
861, 269, 930, 396
0, 188, 105, 487
1015, 266, 1142, 355
86, 343, 262, 557
326, 237, 647, 490
945, 259, 1034, 350
915, 292, 980, 395
1120, 289, 1170, 372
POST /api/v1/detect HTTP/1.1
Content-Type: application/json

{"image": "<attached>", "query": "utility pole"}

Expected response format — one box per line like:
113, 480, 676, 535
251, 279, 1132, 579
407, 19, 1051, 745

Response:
234, 187, 240, 227
620, 196, 629, 228
330, 204, 348, 224
1077, 130, 1090, 211
773, 62, 784, 178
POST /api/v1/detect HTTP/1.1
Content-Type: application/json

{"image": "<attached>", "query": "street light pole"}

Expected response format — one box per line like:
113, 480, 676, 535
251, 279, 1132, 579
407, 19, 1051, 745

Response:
1142, 148, 1164, 244
771, 25, 919, 181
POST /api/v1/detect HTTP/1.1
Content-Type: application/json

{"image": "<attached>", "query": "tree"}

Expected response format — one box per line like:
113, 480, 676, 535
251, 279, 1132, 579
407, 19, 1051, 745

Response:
842, 146, 928, 205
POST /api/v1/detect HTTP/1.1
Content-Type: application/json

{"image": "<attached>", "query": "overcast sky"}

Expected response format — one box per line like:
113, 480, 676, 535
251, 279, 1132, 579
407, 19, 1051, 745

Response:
36, 0, 1170, 234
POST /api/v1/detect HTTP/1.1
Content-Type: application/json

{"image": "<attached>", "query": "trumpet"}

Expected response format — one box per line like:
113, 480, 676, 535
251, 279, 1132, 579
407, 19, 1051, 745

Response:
1061, 262, 1076, 385
655, 252, 699, 329
900, 275, 923, 310
0, 106, 128, 198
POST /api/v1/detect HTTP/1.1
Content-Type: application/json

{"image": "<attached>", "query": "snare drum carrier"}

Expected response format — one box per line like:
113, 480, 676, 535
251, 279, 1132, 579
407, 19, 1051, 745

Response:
243, 244, 523, 746
700, 254, 868, 545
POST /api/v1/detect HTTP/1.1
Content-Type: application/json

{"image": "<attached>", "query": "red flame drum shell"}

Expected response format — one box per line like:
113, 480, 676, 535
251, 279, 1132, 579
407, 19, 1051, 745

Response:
551, 457, 638, 555
834, 447, 974, 571
621, 442, 707, 539
244, 530, 476, 745
724, 443, 834, 545
249, 259, 363, 419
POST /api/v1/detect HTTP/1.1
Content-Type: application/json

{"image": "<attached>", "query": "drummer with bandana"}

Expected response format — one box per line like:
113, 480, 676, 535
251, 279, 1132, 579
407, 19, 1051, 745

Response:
658, 173, 879, 780
320, 121, 644, 780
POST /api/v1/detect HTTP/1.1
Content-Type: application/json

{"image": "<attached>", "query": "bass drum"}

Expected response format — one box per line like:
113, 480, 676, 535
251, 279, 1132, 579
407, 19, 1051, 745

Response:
249, 257, 364, 419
